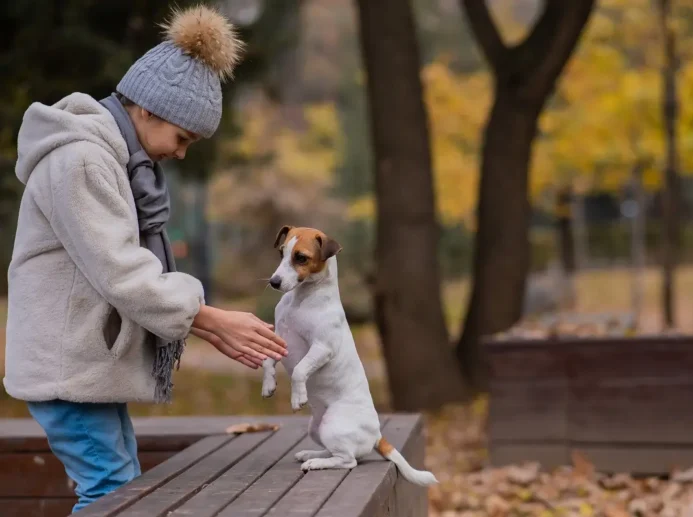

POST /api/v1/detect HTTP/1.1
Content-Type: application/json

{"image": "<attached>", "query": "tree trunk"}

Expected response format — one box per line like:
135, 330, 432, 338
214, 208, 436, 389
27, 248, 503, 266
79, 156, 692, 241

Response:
355, 0, 467, 411
556, 185, 577, 310
457, 0, 595, 390
556, 187, 576, 276
658, 0, 680, 329
573, 193, 589, 270
630, 163, 646, 330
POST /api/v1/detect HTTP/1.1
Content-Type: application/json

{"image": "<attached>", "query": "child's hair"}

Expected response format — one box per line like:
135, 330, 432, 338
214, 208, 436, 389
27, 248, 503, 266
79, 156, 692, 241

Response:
115, 93, 135, 107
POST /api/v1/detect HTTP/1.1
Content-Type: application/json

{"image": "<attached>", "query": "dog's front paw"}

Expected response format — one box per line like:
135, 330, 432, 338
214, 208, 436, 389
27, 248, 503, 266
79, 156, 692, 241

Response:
291, 382, 308, 411
261, 377, 276, 398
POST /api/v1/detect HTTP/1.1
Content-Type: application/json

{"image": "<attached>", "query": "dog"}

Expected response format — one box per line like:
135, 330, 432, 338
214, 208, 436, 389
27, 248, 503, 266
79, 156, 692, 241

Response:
261, 225, 438, 486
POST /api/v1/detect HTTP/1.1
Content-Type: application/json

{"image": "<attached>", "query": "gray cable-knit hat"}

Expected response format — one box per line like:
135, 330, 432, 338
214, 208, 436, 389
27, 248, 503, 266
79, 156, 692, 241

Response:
117, 5, 244, 139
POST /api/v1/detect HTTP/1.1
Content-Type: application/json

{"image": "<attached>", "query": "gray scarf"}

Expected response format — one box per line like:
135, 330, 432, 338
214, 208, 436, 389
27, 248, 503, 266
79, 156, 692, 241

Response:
100, 93, 184, 403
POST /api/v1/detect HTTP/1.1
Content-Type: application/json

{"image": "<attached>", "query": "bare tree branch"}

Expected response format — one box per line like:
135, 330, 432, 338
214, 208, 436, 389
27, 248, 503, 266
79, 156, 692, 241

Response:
518, 0, 595, 101
461, 0, 508, 75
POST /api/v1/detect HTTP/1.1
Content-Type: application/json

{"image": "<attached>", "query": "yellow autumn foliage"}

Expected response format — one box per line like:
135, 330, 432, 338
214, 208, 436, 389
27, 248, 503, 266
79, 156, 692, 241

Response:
209, 97, 343, 224
349, 0, 693, 226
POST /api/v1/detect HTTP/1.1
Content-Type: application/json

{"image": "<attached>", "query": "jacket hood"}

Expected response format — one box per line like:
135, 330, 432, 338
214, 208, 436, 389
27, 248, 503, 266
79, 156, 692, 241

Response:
15, 93, 129, 185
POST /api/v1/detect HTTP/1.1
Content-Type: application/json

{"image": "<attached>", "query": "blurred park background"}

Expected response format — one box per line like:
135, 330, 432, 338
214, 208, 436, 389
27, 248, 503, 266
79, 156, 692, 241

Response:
5, 0, 693, 514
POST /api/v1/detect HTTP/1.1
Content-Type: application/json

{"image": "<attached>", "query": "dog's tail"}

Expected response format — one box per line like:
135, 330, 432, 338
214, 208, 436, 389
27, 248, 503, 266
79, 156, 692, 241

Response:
375, 437, 438, 486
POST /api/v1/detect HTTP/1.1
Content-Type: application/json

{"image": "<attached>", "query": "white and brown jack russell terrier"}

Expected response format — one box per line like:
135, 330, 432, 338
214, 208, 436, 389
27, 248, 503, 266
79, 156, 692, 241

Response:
261, 225, 438, 486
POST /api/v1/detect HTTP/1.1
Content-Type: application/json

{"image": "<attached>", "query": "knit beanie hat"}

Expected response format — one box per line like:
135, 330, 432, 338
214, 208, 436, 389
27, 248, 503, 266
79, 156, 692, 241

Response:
116, 5, 244, 139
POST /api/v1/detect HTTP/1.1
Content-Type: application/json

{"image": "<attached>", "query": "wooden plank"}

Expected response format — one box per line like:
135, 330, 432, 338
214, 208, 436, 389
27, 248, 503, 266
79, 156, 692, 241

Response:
0, 434, 203, 454
486, 336, 693, 380
569, 379, 693, 444
572, 444, 693, 476
489, 379, 568, 441
489, 442, 569, 470
265, 467, 349, 515
0, 497, 76, 517
370, 417, 428, 517
486, 346, 568, 380
220, 416, 391, 517
0, 436, 51, 454
114, 432, 272, 517
568, 339, 693, 380
0, 451, 173, 498
217, 435, 315, 517
129, 415, 305, 437
74, 434, 236, 517
0, 415, 305, 453
491, 442, 693, 477
484, 335, 693, 352
314, 414, 424, 517
168, 422, 308, 517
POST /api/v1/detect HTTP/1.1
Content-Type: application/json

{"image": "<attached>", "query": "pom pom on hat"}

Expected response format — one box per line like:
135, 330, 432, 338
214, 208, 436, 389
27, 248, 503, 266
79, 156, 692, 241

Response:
160, 4, 244, 81
116, 3, 246, 138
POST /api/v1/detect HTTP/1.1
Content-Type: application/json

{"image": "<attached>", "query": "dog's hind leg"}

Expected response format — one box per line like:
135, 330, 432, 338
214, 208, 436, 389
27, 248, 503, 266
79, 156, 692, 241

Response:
261, 358, 278, 398
295, 449, 331, 462
301, 453, 357, 471
300, 409, 365, 471
295, 412, 328, 462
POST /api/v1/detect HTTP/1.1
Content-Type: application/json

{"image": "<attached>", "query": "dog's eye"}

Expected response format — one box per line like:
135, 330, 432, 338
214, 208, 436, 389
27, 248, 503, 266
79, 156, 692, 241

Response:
294, 253, 308, 264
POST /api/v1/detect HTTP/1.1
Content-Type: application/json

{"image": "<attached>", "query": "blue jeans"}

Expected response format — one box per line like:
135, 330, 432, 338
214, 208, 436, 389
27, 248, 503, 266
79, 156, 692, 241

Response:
27, 400, 141, 513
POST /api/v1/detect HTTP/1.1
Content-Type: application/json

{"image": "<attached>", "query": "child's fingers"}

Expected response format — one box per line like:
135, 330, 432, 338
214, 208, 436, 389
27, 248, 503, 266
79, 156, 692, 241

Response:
250, 336, 285, 360
251, 314, 274, 329
247, 355, 265, 366
240, 344, 269, 362
194, 327, 226, 349
255, 326, 288, 351
209, 333, 268, 363
238, 356, 258, 369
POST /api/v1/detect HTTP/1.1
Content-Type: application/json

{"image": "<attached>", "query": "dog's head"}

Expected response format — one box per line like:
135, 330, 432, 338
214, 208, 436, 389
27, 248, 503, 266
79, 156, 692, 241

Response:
269, 225, 342, 293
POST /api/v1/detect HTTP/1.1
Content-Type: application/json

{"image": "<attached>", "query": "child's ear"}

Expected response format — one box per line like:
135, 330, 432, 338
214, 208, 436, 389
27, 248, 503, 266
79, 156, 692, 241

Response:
140, 107, 155, 121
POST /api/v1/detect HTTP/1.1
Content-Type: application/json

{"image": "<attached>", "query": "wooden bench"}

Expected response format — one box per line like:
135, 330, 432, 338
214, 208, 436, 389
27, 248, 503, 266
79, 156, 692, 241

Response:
485, 334, 693, 475
0, 413, 428, 517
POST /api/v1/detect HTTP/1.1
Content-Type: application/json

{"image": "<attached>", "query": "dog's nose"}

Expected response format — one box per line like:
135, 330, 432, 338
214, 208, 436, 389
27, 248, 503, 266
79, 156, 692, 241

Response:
269, 276, 282, 289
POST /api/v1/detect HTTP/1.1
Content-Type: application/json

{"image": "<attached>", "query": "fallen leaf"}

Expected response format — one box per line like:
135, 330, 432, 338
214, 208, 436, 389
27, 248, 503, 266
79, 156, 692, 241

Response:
225, 422, 280, 434
672, 466, 693, 483
578, 501, 594, 516
599, 473, 632, 490
604, 503, 630, 517
571, 450, 595, 479
484, 494, 510, 515
507, 462, 540, 486
628, 498, 648, 514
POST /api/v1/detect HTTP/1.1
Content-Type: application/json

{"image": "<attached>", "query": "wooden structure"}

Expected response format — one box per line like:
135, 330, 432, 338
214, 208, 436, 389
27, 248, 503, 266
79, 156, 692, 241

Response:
0, 413, 428, 517
486, 335, 693, 475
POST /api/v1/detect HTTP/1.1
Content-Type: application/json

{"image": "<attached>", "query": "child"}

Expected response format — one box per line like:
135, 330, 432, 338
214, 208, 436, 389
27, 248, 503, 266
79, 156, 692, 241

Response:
2, 5, 287, 513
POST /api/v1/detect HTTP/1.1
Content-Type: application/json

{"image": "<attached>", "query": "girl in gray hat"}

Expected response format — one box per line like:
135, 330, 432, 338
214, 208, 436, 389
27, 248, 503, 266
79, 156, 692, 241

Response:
3, 5, 287, 513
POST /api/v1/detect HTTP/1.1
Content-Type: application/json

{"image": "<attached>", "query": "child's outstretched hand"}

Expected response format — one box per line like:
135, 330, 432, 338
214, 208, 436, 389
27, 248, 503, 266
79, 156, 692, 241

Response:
192, 305, 287, 366
189, 327, 264, 369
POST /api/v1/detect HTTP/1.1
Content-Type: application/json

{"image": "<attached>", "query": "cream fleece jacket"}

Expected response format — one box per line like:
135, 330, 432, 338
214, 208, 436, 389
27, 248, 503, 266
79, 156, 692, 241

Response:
3, 92, 205, 403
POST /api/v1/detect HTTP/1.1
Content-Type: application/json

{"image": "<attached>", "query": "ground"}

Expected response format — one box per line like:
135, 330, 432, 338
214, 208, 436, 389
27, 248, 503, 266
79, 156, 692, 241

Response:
3, 265, 693, 516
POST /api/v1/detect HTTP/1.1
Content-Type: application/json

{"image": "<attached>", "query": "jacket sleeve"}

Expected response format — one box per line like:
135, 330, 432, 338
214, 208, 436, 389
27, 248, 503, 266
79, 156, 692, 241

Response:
49, 161, 205, 342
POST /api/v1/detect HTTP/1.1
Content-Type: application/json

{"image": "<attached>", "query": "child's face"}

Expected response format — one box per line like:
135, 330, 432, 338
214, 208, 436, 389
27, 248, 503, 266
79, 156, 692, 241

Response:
129, 106, 201, 162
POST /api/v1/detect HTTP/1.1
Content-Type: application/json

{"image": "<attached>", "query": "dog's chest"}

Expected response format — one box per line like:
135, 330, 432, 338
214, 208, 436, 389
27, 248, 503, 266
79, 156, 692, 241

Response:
275, 299, 312, 373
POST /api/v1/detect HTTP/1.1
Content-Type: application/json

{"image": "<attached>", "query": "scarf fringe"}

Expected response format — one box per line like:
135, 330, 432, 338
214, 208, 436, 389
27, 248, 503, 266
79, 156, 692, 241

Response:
152, 338, 185, 403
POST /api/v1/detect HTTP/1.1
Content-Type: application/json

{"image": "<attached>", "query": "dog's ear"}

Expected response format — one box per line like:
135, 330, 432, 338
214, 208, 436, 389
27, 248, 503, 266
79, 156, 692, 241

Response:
274, 225, 293, 248
316, 234, 342, 261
